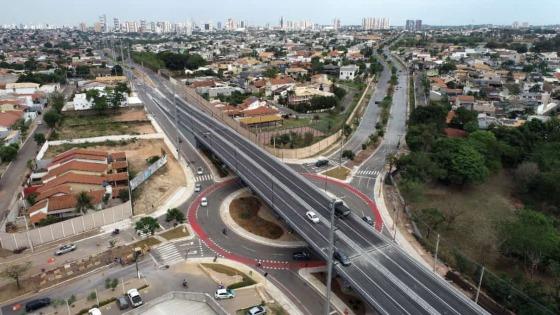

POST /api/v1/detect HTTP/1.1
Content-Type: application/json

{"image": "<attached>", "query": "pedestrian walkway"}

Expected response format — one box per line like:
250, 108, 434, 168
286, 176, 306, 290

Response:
356, 169, 381, 177
195, 174, 213, 182
152, 243, 184, 266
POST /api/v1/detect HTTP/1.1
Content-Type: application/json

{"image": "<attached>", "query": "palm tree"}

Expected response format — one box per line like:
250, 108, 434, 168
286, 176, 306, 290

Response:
75, 192, 93, 214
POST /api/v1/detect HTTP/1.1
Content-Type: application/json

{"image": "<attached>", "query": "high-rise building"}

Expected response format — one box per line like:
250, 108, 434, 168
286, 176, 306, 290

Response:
405, 19, 422, 31
140, 20, 147, 33
113, 18, 120, 32
362, 17, 390, 30
333, 18, 341, 30
415, 20, 422, 31
94, 22, 102, 33
79, 22, 87, 32
405, 20, 415, 31
99, 14, 107, 32
512, 21, 519, 29
280, 16, 284, 29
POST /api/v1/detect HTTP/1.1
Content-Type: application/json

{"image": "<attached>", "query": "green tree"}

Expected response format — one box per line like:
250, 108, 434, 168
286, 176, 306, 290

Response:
165, 208, 185, 224
468, 130, 503, 171
86, 89, 108, 113
414, 208, 446, 238
0, 145, 18, 162
135, 216, 160, 235
48, 91, 65, 113
1, 262, 31, 289
433, 138, 489, 185
500, 209, 560, 277
33, 133, 46, 146
75, 191, 93, 214
118, 189, 130, 202
263, 67, 279, 78
43, 109, 61, 128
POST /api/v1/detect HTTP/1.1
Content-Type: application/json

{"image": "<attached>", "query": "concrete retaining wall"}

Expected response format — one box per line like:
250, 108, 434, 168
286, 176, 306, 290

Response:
0, 201, 133, 250
123, 291, 228, 315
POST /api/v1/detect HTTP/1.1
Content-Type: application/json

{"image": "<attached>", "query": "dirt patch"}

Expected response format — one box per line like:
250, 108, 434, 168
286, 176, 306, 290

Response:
323, 166, 351, 180
111, 109, 148, 122
44, 139, 187, 216
55, 121, 154, 140
230, 196, 284, 240
312, 272, 368, 315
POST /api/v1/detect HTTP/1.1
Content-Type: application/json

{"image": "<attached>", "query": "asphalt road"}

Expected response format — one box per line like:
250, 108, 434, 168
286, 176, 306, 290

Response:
0, 121, 48, 221
131, 65, 487, 314
352, 51, 409, 198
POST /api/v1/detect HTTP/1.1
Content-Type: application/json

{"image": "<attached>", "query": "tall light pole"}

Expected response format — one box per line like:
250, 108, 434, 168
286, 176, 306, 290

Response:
324, 199, 341, 315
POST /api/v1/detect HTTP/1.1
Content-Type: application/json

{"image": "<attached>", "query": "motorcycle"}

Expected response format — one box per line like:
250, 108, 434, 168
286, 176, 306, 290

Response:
182, 279, 188, 288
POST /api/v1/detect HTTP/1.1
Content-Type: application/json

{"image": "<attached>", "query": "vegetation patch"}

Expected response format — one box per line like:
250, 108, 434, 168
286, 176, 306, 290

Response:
200, 263, 256, 289
323, 166, 351, 180
159, 225, 189, 240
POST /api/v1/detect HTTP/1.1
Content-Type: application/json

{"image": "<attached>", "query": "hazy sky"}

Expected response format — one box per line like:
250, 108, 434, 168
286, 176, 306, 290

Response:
1, 0, 558, 26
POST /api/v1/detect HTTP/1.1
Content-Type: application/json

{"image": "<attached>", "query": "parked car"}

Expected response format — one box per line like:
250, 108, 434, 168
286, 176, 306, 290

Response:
306, 211, 320, 223
25, 298, 51, 312
362, 216, 374, 226
88, 308, 102, 315
315, 159, 329, 167
116, 295, 130, 310
292, 251, 310, 261
214, 288, 235, 300
55, 244, 76, 256
196, 167, 204, 175
194, 183, 202, 192
334, 251, 351, 267
201, 197, 208, 207
247, 305, 267, 315
127, 289, 143, 308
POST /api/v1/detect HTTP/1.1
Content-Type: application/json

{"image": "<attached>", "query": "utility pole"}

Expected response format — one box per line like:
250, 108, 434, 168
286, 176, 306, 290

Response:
475, 266, 485, 303
324, 199, 341, 315
433, 233, 440, 273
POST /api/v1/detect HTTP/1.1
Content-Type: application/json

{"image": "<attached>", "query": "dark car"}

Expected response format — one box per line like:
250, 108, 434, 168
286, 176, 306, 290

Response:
334, 251, 351, 267
292, 251, 310, 261
25, 298, 51, 312
362, 216, 374, 226
116, 295, 130, 310
315, 159, 329, 167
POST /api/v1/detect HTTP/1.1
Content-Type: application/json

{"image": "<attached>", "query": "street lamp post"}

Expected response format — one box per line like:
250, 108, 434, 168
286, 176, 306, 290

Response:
324, 199, 341, 315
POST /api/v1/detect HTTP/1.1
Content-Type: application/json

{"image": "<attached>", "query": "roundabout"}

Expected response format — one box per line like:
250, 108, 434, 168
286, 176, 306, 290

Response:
186, 174, 384, 270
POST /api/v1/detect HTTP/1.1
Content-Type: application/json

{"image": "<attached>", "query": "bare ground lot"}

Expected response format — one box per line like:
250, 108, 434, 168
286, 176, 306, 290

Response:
54, 109, 155, 140
44, 139, 186, 215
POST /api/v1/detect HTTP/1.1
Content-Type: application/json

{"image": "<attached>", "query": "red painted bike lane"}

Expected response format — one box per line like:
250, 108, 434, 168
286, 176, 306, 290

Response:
186, 178, 324, 270
303, 173, 384, 232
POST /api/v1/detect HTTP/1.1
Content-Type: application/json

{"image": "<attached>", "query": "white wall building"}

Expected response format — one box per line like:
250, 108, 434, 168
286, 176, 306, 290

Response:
339, 65, 359, 81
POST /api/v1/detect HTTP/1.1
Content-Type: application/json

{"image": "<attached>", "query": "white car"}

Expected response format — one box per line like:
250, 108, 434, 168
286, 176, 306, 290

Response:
194, 183, 202, 192
88, 308, 102, 315
306, 211, 320, 223
214, 288, 235, 300
200, 197, 208, 207
196, 167, 204, 175
127, 289, 143, 308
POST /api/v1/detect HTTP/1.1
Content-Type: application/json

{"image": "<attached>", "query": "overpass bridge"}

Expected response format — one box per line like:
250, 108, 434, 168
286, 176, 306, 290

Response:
136, 72, 488, 315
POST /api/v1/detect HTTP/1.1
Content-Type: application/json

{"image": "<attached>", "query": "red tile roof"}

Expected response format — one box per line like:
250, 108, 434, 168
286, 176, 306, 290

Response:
44, 161, 108, 181
242, 106, 279, 117
0, 110, 23, 128
444, 128, 468, 138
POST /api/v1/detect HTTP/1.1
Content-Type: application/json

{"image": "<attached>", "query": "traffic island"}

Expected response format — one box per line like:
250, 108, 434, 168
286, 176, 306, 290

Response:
220, 188, 306, 248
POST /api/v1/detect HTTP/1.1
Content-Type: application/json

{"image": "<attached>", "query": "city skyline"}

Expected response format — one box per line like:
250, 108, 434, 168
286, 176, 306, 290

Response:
1, 0, 558, 27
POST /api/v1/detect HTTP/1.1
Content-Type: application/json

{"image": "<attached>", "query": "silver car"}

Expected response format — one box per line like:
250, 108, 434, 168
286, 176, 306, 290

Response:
55, 244, 76, 256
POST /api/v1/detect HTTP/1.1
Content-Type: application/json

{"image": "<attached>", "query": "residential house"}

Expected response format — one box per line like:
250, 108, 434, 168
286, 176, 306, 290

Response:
27, 148, 129, 224
339, 65, 359, 81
